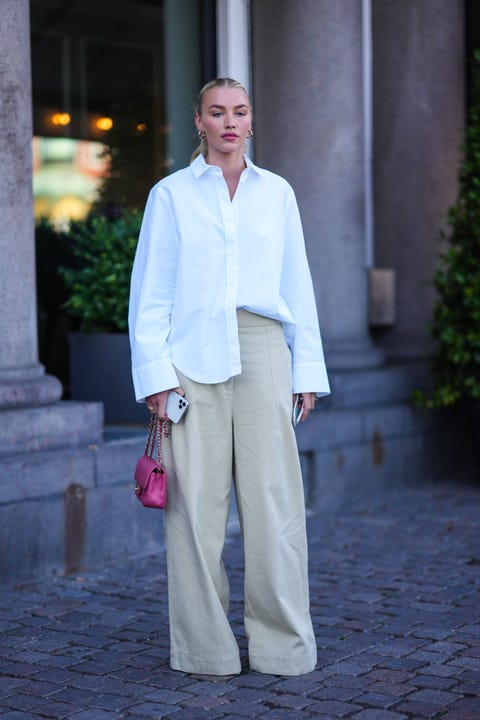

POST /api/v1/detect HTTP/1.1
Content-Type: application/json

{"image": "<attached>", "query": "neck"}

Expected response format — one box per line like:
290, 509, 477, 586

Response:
205, 148, 245, 175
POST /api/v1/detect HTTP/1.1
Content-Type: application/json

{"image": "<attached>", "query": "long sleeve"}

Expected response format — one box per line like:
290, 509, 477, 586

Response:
128, 185, 180, 401
280, 188, 330, 396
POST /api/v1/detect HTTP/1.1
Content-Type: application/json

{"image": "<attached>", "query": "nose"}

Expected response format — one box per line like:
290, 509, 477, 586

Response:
224, 113, 236, 128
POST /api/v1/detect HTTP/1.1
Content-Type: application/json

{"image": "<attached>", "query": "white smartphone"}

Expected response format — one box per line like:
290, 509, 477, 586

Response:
166, 391, 189, 423
292, 396, 304, 427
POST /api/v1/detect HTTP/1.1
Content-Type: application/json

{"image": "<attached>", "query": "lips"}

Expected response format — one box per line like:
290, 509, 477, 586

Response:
221, 134, 238, 140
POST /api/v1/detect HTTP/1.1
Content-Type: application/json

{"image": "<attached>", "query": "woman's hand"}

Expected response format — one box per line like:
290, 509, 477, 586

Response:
292, 392, 316, 423
146, 387, 185, 420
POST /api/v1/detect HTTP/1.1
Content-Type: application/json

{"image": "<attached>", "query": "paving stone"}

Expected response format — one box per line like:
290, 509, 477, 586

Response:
179, 694, 231, 710
395, 699, 454, 717
0, 661, 40, 679
412, 627, 454, 640
374, 638, 427, 657
161, 709, 228, 720
326, 660, 370, 675
410, 650, 454, 664
458, 682, 480, 696
225, 688, 272, 703
29, 700, 77, 719
412, 673, 458, 690
68, 711, 119, 720
139, 689, 193, 704
351, 711, 407, 720
69, 659, 125, 675
447, 656, 480, 670
0, 677, 26, 692
442, 711, 480, 720
256, 711, 313, 720
407, 688, 461, 705
1, 694, 44, 712
30, 668, 78, 684
307, 699, 361, 716
171, 680, 232, 697
116, 702, 177, 718
353, 691, 400, 708
85, 693, 138, 711
223, 700, 274, 715
378, 657, 427, 671
440, 696, 480, 713
366, 681, 414, 698
231, 674, 279, 689
263, 693, 316, 709
322, 674, 369, 690
48, 686, 97, 704
424, 641, 467, 655
308, 685, 361, 702
0, 483, 479, 720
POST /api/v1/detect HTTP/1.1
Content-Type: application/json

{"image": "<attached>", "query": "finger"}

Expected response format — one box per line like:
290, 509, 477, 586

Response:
299, 393, 315, 422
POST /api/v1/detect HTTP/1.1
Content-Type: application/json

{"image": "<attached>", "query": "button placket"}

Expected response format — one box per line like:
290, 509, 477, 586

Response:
216, 173, 241, 375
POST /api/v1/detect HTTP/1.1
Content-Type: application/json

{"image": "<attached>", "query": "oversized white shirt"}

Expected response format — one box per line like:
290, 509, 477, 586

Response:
129, 153, 330, 402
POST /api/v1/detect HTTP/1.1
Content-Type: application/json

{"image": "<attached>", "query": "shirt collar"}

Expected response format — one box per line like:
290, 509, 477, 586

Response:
190, 153, 267, 178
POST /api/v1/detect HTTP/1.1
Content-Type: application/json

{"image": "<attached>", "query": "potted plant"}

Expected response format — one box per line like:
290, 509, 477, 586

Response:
413, 56, 480, 410
60, 209, 145, 423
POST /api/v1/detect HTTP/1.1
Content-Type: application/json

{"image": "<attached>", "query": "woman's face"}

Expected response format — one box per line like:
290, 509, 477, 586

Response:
195, 86, 252, 159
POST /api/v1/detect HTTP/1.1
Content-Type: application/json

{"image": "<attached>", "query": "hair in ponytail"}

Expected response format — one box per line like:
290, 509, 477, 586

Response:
190, 77, 251, 163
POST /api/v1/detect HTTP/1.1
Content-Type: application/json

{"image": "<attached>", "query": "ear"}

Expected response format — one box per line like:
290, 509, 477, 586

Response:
194, 113, 202, 133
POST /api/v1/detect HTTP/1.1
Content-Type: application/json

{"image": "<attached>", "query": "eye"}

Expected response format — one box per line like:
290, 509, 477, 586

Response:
212, 111, 222, 118
236, 112, 246, 117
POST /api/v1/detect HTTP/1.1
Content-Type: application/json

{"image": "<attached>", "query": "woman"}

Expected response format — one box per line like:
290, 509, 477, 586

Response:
129, 77, 330, 677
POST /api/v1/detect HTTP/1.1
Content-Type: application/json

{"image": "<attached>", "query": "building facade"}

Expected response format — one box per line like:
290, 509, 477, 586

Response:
0, 0, 477, 583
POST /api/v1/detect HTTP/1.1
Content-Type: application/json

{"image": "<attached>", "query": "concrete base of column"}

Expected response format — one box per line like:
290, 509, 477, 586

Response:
324, 339, 384, 371
0, 364, 63, 409
327, 361, 430, 409
0, 426, 164, 585
0, 401, 103, 455
297, 394, 479, 514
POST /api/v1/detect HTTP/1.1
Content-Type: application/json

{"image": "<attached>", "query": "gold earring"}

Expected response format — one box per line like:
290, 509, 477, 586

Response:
198, 130, 206, 139
247, 128, 253, 139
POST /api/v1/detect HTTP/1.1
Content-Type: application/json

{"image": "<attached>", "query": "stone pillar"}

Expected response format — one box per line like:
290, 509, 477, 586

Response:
0, 0, 62, 409
252, 0, 383, 370
372, 0, 465, 360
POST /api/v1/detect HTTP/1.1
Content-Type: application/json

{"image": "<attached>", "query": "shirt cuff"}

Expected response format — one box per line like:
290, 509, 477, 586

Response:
292, 362, 331, 397
132, 359, 180, 403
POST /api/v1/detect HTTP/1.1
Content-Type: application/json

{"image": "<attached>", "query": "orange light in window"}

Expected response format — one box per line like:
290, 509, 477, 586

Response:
136, 123, 147, 133
51, 112, 71, 126
95, 117, 113, 131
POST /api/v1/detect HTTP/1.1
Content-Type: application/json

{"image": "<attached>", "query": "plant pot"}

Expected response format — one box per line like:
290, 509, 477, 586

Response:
69, 332, 146, 424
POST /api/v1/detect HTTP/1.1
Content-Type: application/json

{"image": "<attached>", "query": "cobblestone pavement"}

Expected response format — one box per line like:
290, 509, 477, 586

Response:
1, 481, 480, 720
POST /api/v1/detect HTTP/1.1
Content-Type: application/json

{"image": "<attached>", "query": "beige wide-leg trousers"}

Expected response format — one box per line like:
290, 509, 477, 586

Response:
164, 310, 317, 675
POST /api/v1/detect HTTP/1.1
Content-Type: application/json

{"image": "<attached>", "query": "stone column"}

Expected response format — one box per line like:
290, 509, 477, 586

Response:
372, 0, 465, 360
252, 0, 383, 370
0, 0, 62, 409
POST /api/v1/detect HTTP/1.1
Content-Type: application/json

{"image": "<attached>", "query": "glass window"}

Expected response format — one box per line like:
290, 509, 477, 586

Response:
31, 0, 216, 225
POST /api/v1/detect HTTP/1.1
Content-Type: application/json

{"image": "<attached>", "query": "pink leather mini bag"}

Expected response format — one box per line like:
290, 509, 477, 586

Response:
134, 414, 170, 509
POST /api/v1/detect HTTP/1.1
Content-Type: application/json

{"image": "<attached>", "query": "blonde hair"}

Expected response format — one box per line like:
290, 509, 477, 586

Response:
190, 77, 251, 162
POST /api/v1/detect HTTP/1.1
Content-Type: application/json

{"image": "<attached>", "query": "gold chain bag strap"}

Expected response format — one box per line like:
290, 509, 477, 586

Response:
134, 414, 171, 508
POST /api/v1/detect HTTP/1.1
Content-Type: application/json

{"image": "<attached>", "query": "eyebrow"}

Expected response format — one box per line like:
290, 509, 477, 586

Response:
207, 104, 249, 110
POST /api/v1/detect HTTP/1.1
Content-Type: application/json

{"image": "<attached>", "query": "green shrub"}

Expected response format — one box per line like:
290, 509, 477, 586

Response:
60, 210, 142, 333
414, 100, 480, 409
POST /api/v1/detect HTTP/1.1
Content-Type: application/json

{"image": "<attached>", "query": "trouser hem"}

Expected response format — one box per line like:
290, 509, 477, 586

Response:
170, 649, 242, 675
249, 652, 317, 676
